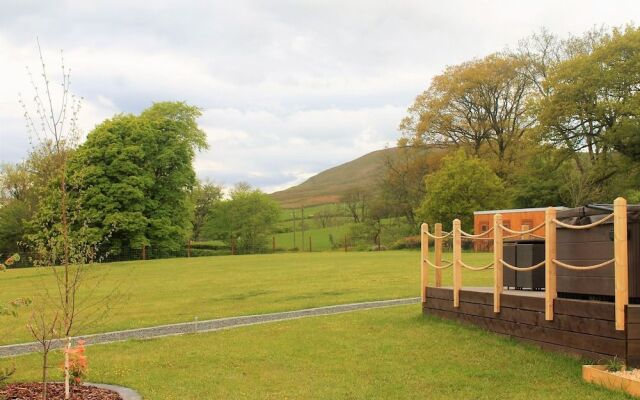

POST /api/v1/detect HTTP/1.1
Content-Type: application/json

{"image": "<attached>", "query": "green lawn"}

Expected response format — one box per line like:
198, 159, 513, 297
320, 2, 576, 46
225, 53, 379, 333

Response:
3, 305, 626, 399
0, 251, 492, 345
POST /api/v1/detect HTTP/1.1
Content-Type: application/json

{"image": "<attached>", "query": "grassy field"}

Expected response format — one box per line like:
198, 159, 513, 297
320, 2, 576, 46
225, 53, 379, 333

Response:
3, 305, 625, 399
273, 224, 351, 251
0, 251, 493, 345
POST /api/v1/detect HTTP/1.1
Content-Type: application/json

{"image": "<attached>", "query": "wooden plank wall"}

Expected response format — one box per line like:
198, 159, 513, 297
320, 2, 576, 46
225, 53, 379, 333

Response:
474, 211, 546, 251
424, 287, 640, 365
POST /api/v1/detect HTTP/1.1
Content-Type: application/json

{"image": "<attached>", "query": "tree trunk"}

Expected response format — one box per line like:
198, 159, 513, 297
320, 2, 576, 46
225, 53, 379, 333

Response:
64, 337, 71, 399
42, 351, 48, 400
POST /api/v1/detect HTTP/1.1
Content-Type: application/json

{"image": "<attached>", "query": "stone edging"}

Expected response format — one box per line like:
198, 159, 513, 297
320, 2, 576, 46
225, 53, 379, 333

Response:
87, 383, 142, 400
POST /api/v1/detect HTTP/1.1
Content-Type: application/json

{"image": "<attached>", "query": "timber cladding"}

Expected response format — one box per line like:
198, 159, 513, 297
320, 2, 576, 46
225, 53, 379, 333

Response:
424, 287, 640, 366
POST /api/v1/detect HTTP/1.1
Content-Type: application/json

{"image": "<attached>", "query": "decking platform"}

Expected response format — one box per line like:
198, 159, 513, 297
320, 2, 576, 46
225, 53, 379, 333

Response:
423, 286, 640, 366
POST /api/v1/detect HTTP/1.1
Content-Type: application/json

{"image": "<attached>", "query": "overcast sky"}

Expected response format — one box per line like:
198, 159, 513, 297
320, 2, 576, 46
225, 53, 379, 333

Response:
1, 1, 638, 192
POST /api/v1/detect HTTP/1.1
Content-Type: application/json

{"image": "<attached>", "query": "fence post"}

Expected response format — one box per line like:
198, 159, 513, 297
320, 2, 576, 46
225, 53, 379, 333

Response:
614, 197, 629, 331
493, 213, 503, 313
453, 219, 461, 308
421, 223, 429, 303
309, 236, 312, 252
435, 223, 443, 288
272, 236, 276, 253
545, 207, 557, 321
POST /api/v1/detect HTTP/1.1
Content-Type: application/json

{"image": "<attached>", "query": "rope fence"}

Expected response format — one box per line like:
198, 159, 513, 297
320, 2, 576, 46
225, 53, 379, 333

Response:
420, 197, 629, 331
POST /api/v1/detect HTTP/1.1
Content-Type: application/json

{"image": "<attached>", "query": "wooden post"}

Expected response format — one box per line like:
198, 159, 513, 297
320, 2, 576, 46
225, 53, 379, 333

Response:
493, 214, 503, 313
272, 236, 276, 253
545, 207, 557, 321
344, 234, 348, 252
421, 223, 429, 303
453, 219, 462, 308
435, 223, 443, 288
614, 197, 629, 331
188, 240, 192, 258
309, 236, 312, 252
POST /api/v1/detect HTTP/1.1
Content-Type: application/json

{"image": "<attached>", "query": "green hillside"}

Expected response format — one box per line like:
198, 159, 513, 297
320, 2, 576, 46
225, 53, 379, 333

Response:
270, 147, 401, 208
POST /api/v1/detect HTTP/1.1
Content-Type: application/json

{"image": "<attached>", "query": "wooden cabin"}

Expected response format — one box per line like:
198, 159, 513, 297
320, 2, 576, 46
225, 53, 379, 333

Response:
473, 207, 566, 251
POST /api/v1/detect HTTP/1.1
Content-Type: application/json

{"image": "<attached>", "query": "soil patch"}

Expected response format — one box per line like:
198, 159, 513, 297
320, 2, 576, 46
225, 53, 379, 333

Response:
0, 383, 122, 399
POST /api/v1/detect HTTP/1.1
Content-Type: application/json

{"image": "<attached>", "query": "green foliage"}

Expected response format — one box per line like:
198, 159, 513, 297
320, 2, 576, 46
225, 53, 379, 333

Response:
511, 149, 565, 208
605, 356, 625, 372
416, 150, 506, 230
191, 181, 223, 241
537, 26, 640, 198
67, 102, 207, 255
204, 184, 280, 254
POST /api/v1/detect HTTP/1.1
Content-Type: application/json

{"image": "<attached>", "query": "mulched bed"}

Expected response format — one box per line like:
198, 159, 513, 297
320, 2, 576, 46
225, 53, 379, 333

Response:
0, 383, 122, 399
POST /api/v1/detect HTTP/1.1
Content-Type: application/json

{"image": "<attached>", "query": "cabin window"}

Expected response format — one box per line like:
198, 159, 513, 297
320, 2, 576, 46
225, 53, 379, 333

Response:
480, 224, 489, 232
521, 219, 533, 230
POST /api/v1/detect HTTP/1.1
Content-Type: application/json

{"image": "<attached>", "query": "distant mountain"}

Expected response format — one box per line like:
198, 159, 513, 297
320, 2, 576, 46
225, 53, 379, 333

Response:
270, 147, 404, 208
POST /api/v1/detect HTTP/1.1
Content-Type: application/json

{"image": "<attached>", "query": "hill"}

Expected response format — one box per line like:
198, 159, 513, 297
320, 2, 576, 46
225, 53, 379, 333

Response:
270, 147, 403, 208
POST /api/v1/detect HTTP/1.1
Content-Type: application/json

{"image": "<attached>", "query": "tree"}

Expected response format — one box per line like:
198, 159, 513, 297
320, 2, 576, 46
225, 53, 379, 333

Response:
68, 102, 208, 255
416, 150, 506, 230
20, 43, 118, 400
400, 53, 535, 175
379, 145, 442, 227
342, 188, 368, 223
191, 181, 223, 241
511, 147, 566, 208
536, 27, 640, 195
204, 184, 280, 254
313, 205, 334, 228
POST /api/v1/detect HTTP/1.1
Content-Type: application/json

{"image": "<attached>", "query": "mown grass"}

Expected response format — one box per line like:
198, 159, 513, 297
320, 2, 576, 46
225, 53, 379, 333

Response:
0, 251, 492, 345
3, 305, 627, 399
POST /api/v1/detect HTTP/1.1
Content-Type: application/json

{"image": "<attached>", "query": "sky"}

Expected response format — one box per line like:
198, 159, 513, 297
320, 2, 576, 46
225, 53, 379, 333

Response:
1, 1, 638, 193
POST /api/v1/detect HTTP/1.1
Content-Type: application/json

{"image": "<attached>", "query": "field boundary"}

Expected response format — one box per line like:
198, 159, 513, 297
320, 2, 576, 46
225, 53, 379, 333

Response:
0, 297, 420, 358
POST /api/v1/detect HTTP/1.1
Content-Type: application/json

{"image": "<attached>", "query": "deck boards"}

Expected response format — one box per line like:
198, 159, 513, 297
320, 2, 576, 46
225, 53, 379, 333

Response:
423, 286, 640, 366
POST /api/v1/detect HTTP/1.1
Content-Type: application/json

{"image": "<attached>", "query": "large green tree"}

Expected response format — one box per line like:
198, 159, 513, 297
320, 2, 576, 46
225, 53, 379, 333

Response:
68, 102, 207, 254
536, 27, 640, 201
400, 54, 535, 176
204, 184, 280, 254
416, 150, 506, 230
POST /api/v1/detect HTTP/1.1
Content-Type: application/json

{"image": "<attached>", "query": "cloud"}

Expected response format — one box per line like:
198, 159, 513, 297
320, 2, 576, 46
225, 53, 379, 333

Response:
1, 0, 639, 190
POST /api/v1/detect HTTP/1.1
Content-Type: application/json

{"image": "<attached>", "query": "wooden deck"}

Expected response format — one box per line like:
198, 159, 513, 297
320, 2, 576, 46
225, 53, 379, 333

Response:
423, 286, 640, 366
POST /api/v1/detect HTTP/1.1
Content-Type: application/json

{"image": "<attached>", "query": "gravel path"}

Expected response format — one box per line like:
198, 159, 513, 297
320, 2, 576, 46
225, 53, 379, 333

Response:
0, 297, 420, 358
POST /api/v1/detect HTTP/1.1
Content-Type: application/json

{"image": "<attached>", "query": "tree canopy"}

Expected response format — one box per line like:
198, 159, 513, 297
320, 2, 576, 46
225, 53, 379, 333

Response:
68, 102, 207, 254
416, 150, 507, 230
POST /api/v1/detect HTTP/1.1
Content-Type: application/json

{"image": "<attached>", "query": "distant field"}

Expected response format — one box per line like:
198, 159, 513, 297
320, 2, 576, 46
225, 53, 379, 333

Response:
0, 251, 492, 345
273, 224, 351, 251
5, 305, 622, 399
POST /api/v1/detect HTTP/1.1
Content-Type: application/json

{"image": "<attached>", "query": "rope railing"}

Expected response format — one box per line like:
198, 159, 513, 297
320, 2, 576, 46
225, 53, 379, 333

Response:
460, 260, 494, 271
552, 213, 613, 230
425, 259, 453, 269
459, 227, 494, 238
499, 222, 545, 235
420, 197, 629, 331
500, 259, 545, 272
553, 258, 615, 271
425, 231, 452, 239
